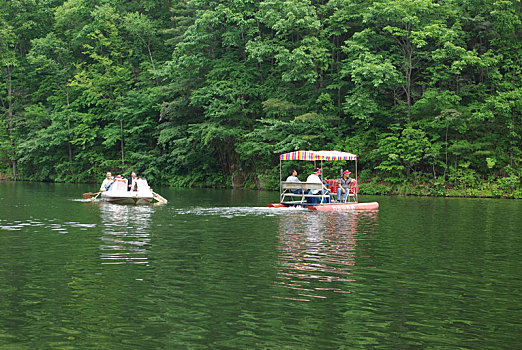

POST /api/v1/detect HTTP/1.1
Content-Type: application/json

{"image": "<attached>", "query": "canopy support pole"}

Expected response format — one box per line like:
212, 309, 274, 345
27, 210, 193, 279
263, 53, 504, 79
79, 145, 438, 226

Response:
355, 158, 358, 182
355, 157, 358, 202
279, 158, 282, 201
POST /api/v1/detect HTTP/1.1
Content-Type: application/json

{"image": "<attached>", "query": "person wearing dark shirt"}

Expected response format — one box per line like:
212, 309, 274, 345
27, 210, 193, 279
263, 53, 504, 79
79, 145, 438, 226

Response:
128, 171, 138, 191
337, 170, 355, 202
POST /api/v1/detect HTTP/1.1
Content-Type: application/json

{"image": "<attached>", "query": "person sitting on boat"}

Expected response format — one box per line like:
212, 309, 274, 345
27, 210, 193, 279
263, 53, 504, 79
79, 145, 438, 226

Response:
100, 172, 114, 191
112, 175, 127, 191
128, 171, 138, 191
337, 170, 356, 202
306, 168, 329, 204
286, 169, 300, 182
286, 169, 303, 194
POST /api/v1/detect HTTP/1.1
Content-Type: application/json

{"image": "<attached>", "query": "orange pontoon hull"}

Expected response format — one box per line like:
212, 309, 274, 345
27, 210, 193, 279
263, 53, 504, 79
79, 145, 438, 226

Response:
267, 202, 379, 211
267, 203, 287, 208
308, 202, 379, 211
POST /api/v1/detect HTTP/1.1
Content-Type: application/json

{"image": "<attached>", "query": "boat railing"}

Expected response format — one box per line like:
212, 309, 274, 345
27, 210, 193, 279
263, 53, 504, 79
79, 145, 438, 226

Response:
280, 181, 330, 204
324, 179, 358, 203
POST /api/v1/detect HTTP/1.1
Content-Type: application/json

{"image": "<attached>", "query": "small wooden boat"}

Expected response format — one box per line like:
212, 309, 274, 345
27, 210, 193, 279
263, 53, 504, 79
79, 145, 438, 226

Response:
268, 150, 379, 212
101, 178, 166, 204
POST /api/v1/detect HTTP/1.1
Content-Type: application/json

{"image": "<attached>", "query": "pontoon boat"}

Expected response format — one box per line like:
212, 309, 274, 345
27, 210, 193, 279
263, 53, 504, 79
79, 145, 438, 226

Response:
268, 150, 379, 211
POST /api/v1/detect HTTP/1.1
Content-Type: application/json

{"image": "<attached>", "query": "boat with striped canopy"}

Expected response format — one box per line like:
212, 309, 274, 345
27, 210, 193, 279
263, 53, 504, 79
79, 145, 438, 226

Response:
268, 150, 379, 211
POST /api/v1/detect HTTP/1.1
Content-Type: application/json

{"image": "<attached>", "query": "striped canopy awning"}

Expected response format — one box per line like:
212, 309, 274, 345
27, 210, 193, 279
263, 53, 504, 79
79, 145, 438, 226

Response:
280, 150, 357, 161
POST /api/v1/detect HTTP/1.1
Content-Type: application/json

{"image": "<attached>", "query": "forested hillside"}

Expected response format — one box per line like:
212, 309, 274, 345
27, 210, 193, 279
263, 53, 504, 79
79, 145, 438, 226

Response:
1, 0, 520, 197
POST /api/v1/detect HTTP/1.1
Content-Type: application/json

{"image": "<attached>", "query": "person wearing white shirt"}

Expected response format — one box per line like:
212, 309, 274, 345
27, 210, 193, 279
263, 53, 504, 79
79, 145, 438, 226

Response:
306, 169, 325, 193
100, 172, 113, 191
306, 168, 329, 203
286, 169, 302, 194
286, 169, 300, 182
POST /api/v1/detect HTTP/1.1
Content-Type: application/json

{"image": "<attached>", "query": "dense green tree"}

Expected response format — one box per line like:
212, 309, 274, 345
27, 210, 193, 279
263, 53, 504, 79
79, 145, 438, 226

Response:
0, 0, 519, 197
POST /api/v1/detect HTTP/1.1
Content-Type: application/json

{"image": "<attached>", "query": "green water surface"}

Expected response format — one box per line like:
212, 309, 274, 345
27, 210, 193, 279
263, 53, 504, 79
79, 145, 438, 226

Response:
0, 182, 520, 349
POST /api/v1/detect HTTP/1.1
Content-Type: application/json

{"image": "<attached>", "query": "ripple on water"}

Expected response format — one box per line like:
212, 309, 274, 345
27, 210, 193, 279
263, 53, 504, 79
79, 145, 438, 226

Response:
273, 211, 379, 301
98, 203, 153, 265
0, 218, 98, 233
173, 206, 307, 218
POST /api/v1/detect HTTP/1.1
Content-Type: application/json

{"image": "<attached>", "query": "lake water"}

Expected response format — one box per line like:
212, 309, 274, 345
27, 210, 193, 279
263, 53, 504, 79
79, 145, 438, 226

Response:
0, 182, 520, 349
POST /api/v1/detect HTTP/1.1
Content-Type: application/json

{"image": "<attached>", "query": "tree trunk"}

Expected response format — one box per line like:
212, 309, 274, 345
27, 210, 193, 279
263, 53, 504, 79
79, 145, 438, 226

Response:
66, 79, 70, 107
337, 86, 341, 122
120, 119, 125, 165
395, 31, 413, 121
146, 41, 155, 70
404, 43, 412, 121
68, 142, 72, 162
66, 76, 73, 164
7, 66, 17, 181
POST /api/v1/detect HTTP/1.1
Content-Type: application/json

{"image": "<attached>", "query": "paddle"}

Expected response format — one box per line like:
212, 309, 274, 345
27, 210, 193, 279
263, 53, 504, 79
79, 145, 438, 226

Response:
83, 190, 104, 201
82, 192, 99, 199
91, 191, 103, 201
152, 191, 168, 204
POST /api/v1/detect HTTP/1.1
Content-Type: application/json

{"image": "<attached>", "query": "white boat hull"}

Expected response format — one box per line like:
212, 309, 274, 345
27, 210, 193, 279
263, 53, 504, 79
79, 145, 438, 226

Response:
101, 191, 154, 204
99, 178, 165, 205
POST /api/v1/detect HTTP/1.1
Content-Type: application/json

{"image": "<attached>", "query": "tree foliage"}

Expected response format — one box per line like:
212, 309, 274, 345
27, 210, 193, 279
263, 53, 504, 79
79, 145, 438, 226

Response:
0, 0, 519, 196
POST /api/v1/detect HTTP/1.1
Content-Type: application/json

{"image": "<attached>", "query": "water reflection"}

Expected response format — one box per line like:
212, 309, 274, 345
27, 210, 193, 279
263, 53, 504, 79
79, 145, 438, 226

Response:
97, 203, 153, 265
274, 211, 378, 301
0, 218, 96, 233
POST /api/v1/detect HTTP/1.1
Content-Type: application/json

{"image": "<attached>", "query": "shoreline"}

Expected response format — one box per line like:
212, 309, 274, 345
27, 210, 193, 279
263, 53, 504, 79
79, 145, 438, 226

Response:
1, 179, 519, 199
